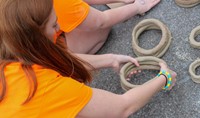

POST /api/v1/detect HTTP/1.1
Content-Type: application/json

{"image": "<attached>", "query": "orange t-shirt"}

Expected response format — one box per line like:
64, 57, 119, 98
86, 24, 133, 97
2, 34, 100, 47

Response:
54, 0, 90, 32
0, 63, 92, 118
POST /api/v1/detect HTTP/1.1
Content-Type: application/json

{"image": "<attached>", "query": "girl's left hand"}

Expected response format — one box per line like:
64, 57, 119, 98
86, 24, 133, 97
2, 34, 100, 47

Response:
111, 54, 139, 73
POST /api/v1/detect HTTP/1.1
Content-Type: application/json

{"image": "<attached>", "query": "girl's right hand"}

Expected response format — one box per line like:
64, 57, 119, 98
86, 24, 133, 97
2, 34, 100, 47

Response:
159, 62, 177, 90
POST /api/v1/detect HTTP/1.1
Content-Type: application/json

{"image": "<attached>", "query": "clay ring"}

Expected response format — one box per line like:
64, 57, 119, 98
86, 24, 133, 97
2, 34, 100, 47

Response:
189, 59, 200, 83
189, 25, 200, 49
132, 19, 172, 57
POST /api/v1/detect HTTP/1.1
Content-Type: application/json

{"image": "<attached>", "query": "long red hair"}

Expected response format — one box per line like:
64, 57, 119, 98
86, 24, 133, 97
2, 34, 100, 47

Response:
0, 0, 93, 103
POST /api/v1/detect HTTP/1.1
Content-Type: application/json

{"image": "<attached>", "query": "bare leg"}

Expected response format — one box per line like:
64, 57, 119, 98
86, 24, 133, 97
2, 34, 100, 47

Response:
65, 7, 112, 54
65, 28, 111, 54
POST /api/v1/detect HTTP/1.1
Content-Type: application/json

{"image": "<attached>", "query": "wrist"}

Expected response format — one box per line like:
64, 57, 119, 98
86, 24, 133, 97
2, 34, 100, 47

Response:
106, 53, 115, 67
160, 74, 167, 86
156, 74, 167, 89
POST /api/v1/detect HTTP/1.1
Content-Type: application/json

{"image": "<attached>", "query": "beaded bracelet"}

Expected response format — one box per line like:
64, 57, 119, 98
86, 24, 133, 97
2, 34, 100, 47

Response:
157, 70, 172, 90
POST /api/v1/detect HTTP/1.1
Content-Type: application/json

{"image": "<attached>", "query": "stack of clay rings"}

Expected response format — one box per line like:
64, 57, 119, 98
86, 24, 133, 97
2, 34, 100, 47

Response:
120, 19, 172, 91
189, 26, 200, 83
132, 19, 172, 57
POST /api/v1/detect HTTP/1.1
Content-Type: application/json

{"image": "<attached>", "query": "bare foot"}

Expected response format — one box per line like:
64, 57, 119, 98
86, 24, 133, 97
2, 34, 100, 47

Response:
134, 0, 161, 15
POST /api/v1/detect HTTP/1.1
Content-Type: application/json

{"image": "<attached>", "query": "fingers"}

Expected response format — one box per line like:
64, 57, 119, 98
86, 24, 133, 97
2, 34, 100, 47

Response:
130, 58, 140, 66
167, 77, 176, 90
159, 62, 167, 70
171, 71, 177, 78
159, 62, 177, 79
116, 55, 139, 66
158, 62, 175, 90
112, 62, 120, 73
168, 71, 177, 90
112, 55, 138, 73
126, 70, 140, 81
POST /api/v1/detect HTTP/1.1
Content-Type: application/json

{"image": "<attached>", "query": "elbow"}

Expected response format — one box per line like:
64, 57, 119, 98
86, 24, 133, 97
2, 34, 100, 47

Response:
95, 12, 110, 29
78, 8, 110, 31
107, 95, 135, 118
122, 107, 137, 118
122, 108, 137, 118
113, 107, 136, 118
120, 95, 140, 117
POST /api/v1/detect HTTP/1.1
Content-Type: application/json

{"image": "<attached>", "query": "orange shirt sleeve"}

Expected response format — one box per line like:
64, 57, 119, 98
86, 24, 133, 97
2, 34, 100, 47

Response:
54, 0, 90, 32
1, 63, 92, 118
39, 75, 92, 118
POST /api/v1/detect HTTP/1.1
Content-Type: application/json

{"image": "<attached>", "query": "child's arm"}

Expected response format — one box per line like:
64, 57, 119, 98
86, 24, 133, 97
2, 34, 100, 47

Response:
77, 0, 160, 31
75, 53, 139, 71
77, 63, 177, 117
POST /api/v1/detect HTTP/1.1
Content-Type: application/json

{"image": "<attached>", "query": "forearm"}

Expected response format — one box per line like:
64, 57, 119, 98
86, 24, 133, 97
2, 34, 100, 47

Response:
77, 3, 139, 31
76, 53, 114, 70
77, 0, 160, 31
96, 4, 139, 29
123, 75, 166, 115
83, 0, 124, 5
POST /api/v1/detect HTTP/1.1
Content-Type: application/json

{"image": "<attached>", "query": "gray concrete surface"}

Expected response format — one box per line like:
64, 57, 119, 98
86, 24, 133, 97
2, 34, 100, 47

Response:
91, 0, 200, 118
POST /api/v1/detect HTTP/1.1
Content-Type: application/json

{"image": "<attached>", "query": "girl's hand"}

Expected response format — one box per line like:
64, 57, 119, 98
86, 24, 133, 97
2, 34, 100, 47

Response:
159, 62, 177, 90
111, 54, 139, 73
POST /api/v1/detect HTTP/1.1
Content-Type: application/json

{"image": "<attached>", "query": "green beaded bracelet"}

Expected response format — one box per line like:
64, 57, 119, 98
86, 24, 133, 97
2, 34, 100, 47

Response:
157, 70, 172, 90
